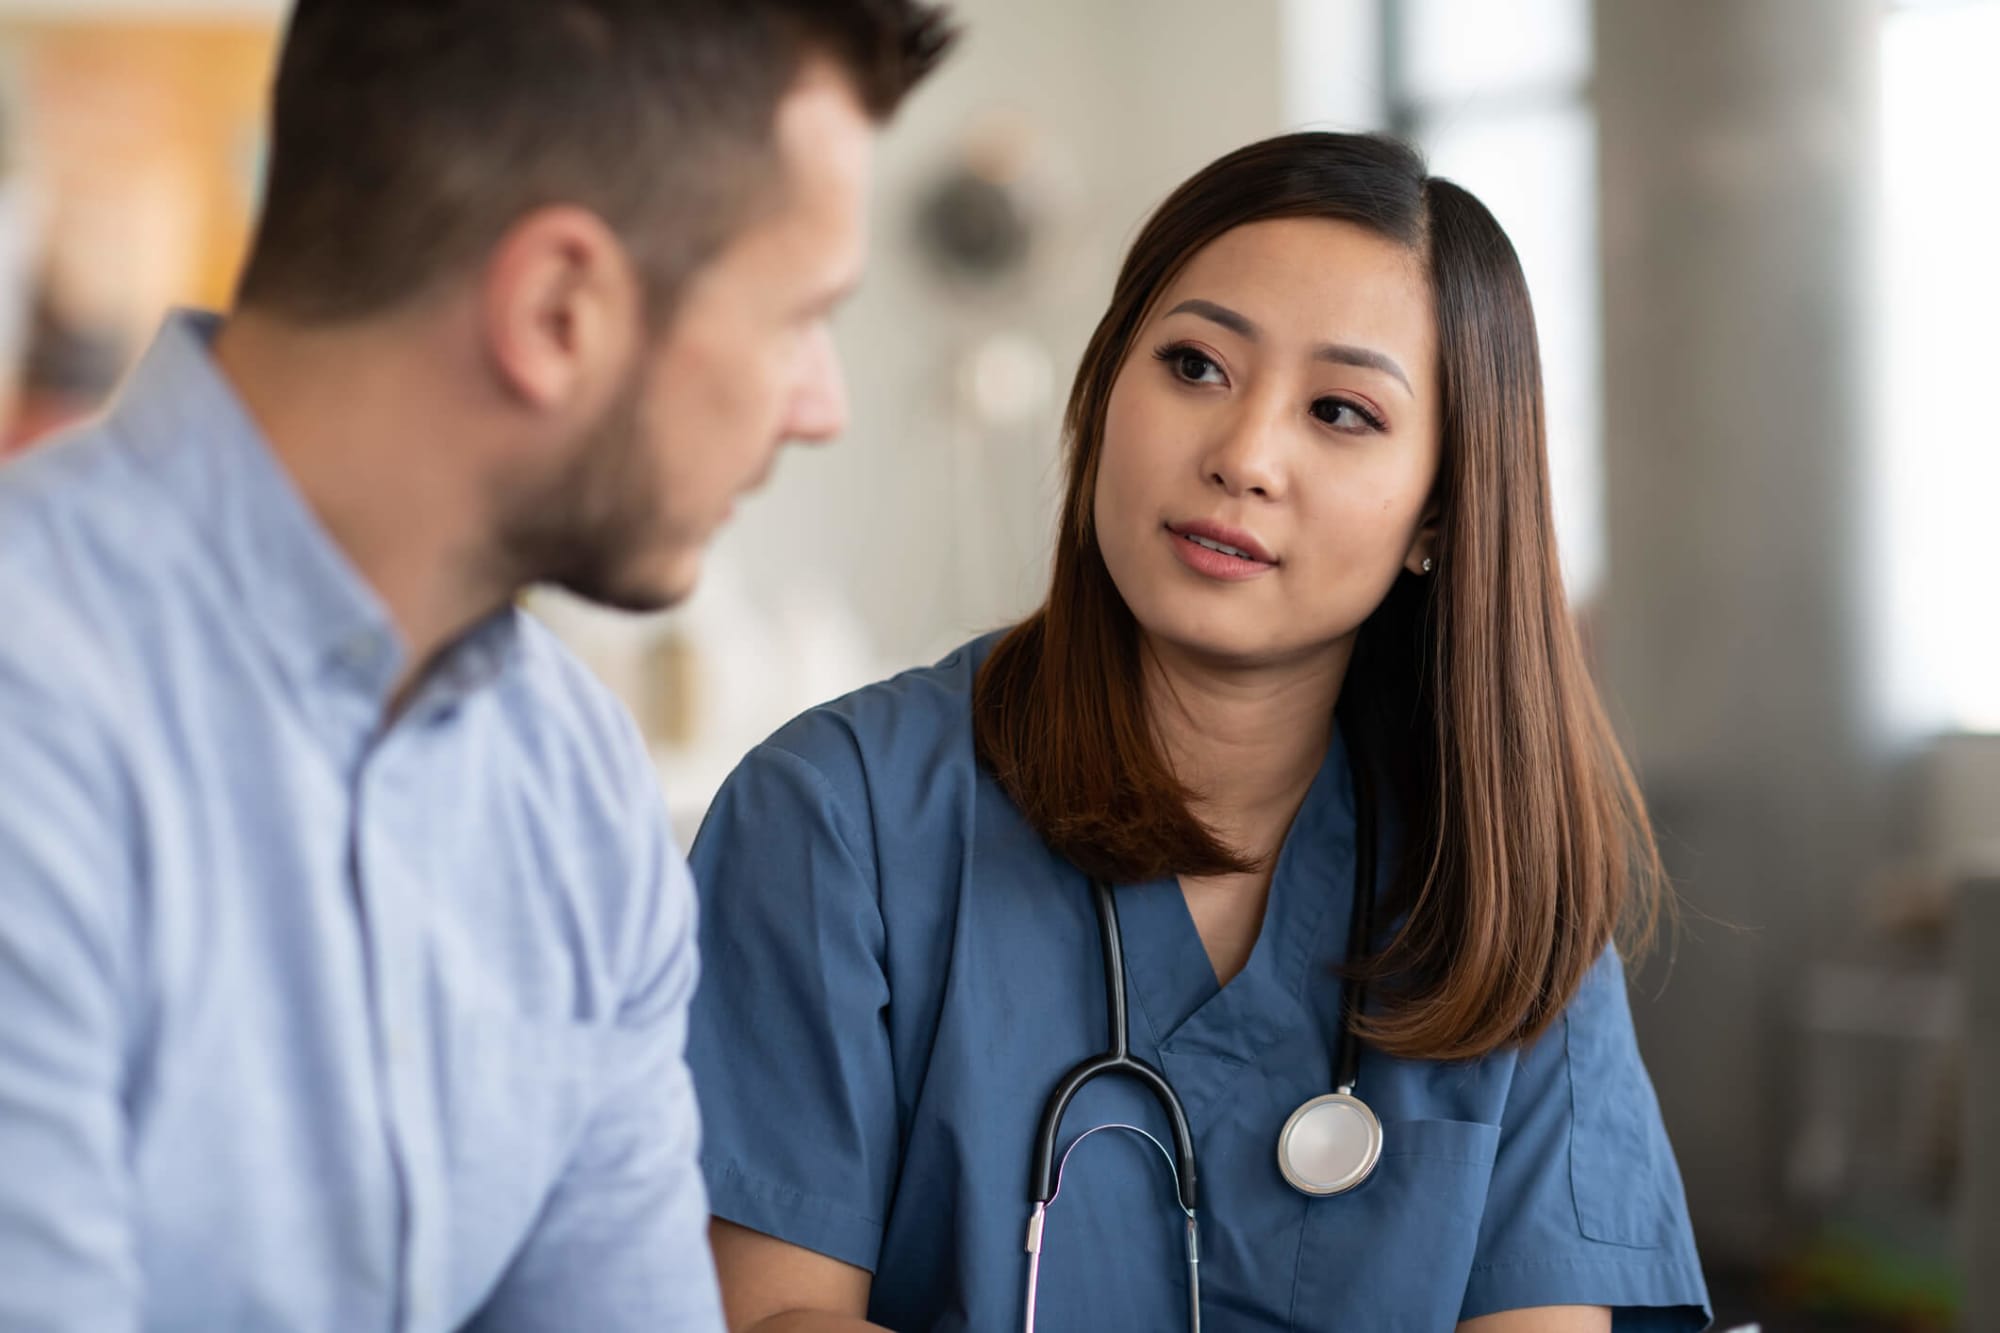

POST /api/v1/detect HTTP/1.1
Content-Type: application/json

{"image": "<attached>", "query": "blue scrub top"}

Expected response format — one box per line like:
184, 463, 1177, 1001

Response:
688, 637, 1710, 1332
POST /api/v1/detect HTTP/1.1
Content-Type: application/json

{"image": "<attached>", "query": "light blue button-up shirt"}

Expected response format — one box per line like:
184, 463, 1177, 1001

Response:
0, 312, 725, 1332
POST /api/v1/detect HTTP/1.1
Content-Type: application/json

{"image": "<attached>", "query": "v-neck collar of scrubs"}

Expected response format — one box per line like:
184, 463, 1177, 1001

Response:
1112, 726, 1358, 1120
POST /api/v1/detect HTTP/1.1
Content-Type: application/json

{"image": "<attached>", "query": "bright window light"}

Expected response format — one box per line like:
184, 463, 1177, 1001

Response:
1421, 105, 1603, 602
1876, 1, 2000, 735
1397, 0, 1591, 105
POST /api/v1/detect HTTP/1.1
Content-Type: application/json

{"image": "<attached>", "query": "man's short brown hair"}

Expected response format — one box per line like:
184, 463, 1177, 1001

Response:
235, 0, 955, 322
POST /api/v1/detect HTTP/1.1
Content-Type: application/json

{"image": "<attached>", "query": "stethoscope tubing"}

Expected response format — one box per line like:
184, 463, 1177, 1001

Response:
1022, 732, 1379, 1331
1029, 879, 1199, 1212
1030, 740, 1377, 1209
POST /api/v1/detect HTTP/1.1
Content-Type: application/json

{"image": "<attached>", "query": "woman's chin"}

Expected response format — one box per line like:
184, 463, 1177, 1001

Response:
1134, 616, 1306, 672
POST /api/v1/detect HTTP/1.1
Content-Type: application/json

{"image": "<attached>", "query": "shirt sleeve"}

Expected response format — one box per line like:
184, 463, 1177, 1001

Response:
684, 735, 898, 1274
467, 737, 724, 1333
0, 676, 142, 1332
1460, 947, 1712, 1330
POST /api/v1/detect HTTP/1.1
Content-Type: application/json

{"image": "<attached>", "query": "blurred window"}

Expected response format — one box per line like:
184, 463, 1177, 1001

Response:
1384, 0, 1604, 603
1875, 0, 2000, 735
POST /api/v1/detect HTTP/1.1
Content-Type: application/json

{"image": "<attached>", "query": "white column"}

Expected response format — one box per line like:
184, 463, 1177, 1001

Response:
1593, 0, 1883, 1262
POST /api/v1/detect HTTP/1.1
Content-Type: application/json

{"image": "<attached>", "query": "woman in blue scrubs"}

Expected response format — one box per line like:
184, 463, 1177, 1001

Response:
686, 133, 1711, 1332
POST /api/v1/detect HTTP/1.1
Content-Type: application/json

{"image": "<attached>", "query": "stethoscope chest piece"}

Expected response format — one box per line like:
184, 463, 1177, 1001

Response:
1276, 1091, 1382, 1196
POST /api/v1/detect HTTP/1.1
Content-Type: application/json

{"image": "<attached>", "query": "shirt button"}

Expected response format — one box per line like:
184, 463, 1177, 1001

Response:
342, 633, 384, 672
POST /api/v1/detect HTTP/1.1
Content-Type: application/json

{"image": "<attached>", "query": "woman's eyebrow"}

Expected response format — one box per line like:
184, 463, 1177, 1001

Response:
1165, 297, 1413, 397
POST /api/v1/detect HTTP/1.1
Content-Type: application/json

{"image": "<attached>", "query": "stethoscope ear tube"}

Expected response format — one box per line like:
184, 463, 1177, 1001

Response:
1029, 881, 1199, 1213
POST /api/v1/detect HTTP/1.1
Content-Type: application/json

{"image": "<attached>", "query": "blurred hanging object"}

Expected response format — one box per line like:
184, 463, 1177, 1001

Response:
956, 329, 1051, 433
908, 116, 1069, 628
911, 115, 1049, 293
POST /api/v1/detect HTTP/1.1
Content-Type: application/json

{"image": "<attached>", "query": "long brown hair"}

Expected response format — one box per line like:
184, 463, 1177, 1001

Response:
974, 132, 1664, 1062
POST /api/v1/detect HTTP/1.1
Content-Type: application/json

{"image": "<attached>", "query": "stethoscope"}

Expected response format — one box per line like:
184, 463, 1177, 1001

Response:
1021, 744, 1383, 1333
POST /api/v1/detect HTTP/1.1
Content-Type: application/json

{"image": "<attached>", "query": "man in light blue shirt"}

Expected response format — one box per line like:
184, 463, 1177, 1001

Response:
0, 2, 953, 1329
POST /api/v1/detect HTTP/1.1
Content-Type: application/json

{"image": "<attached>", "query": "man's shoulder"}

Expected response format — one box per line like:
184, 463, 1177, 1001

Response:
0, 426, 170, 716
0, 417, 158, 555
0, 431, 158, 916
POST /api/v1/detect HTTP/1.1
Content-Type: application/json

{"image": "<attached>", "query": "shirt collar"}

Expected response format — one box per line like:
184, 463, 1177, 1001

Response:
107, 309, 522, 723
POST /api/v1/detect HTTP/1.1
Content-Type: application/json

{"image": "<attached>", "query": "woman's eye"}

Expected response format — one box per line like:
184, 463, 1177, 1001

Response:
1166, 348, 1224, 384
1311, 397, 1383, 432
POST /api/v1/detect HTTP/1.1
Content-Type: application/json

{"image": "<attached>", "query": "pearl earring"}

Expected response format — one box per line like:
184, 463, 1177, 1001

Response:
1421, 557, 1435, 574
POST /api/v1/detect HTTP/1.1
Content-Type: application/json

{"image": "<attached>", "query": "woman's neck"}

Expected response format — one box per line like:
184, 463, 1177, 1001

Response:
1140, 633, 1353, 865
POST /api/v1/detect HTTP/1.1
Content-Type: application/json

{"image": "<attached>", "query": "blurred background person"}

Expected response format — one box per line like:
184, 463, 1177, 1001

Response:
2, 286, 127, 453
0, 1, 1992, 1330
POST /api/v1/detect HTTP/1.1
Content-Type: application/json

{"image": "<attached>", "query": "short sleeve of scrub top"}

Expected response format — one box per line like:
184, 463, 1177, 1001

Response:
687, 637, 1711, 1332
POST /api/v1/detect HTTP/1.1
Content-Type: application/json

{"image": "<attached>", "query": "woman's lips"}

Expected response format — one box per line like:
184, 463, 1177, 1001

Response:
1165, 521, 1278, 581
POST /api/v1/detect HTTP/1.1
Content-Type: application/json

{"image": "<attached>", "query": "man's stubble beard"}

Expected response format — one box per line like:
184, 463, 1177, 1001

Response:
491, 364, 680, 614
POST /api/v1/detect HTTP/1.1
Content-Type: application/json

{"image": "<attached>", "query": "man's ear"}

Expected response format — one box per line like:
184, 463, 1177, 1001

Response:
479, 205, 639, 414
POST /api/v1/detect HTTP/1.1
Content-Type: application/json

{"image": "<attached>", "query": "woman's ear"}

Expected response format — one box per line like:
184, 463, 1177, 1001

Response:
1403, 502, 1441, 576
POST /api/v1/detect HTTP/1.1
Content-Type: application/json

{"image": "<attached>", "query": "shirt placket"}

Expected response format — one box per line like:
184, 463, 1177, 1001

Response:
351, 726, 448, 1332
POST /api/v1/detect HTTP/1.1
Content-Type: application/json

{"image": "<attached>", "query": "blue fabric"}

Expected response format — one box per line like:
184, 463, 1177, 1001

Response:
0, 312, 723, 1333
688, 638, 1710, 1332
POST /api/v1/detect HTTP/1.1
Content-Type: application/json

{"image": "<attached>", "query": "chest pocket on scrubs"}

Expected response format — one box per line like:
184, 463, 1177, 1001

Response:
1292, 1117, 1500, 1332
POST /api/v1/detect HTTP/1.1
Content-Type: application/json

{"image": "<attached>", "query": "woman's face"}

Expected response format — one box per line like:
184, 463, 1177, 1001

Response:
1094, 217, 1441, 672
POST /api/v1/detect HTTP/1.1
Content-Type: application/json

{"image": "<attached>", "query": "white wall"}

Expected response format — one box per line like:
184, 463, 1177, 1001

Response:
705, 0, 1295, 676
